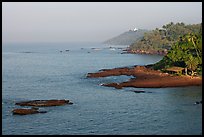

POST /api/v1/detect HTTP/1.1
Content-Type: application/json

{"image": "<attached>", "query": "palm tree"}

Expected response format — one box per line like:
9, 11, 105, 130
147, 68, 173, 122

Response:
185, 33, 201, 63
186, 56, 199, 76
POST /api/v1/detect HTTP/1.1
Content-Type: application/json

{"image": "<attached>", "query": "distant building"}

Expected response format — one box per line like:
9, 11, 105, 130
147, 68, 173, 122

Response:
129, 28, 138, 32
133, 28, 138, 31
165, 66, 185, 74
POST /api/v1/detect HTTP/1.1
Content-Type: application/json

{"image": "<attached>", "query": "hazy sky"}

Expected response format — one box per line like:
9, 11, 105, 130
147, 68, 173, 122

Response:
2, 2, 202, 43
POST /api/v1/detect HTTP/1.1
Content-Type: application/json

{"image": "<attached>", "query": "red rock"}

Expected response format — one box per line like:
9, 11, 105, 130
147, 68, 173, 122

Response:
87, 65, 202, 88
102, 83, 123, 89
15, 99, 73, 107
12, 107, 46, 115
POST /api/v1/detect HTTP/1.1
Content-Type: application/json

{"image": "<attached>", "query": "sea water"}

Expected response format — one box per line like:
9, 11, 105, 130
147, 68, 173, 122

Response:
2, 42, 202, 135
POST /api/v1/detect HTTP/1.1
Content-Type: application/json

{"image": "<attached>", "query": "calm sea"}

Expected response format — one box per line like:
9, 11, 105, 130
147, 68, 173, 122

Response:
2, 42, 202, 135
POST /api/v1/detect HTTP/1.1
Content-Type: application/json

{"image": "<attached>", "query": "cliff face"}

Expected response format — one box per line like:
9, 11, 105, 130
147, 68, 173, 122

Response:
103, 29, 148, 45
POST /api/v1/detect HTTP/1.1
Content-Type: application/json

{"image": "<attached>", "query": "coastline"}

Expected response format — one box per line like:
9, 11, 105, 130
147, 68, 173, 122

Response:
87, 65, 202, 89
121, 49, 168, 56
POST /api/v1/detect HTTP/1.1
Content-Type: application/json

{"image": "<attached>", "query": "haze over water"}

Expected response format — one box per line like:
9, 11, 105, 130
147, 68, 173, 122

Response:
2, 2, 202, 43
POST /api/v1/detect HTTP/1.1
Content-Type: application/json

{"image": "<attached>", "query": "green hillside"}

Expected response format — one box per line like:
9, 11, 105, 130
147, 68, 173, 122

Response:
103, 29, 148, 45
128, 22, 202, 55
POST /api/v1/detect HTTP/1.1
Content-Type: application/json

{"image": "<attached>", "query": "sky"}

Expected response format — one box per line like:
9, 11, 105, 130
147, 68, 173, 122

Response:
2, 2, 202, 43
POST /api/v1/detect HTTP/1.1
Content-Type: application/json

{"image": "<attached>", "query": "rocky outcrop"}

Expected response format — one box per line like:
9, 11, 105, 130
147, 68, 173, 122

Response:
102, 83, 122, 89
12, 107, 47, 115
12, 99, 73, 115
87, 67, 132, 78
87, 65, 202, 88
15, 99, 73, 107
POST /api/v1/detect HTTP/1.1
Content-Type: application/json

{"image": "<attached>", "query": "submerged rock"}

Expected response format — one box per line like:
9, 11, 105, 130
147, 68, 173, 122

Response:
133, 90, 145, 93
12, 107, 47, 115
15, 99, 73, 107
194, 100, 202, 105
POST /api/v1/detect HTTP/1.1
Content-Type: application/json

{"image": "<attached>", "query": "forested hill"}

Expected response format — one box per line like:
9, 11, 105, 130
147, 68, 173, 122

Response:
103, 29, 148, 45
151, 30, 202, 76
127, 22, 202, 55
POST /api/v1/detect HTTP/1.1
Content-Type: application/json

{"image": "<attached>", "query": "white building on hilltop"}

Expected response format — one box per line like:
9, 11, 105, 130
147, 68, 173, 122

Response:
133, 28, 138, 31
129, 27, 138, 32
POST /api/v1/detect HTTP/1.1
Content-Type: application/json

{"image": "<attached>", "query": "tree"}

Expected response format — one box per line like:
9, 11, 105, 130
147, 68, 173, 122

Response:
129, 22, 202, 58
153, 31, 202, 76
185, 55, 199, 76
185, 33, 202, 64
180, 22, 185, 26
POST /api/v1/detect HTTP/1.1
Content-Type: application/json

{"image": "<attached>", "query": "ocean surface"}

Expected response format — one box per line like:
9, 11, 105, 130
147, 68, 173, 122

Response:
2, 42, 202, 135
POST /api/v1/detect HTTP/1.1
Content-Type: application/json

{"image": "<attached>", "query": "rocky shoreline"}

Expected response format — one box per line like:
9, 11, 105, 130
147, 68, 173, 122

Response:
121, 49, 168, 56
87, 65, 202, 89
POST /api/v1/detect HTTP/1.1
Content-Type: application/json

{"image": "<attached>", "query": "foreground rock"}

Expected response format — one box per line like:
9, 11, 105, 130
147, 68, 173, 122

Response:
12, 107, 47, 115
15, 99, 73, 107
87, 65, 202, 88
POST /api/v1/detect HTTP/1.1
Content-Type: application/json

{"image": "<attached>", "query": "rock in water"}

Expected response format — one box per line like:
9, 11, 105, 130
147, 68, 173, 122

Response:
15, 99, 73, 107
194, 101, 202, 105
12, 107, 47, 115
133, 90, 145, 93
102, 83, 123, 89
